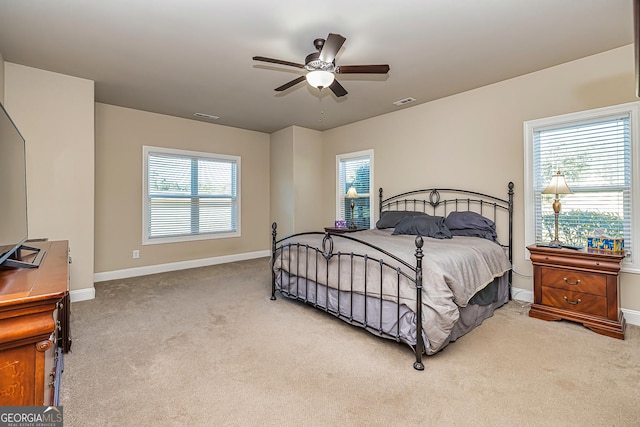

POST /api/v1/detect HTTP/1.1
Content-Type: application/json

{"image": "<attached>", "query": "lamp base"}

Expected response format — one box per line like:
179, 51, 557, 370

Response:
548, 239, 563, 248
349, 202, 356, 229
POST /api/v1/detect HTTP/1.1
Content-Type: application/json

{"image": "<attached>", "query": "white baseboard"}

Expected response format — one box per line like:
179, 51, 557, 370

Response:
70, 287, 96, 303
622, 308, 640, 326
93, 249, 271, 284
510, 286, 640, 327
510, 286, 533, 303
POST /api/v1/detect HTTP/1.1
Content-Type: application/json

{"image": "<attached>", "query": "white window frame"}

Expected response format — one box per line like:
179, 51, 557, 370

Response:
142, 146, 241, 245
336, 149, 374, 229
524, 102, 640, 273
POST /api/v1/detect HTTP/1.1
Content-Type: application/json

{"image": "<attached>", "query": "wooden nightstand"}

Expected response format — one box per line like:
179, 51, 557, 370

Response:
324, 227, 367, 234
527, 245, 626, 339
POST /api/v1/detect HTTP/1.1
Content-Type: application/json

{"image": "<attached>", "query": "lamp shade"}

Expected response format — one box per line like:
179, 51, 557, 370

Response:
542, 171, 572, 195
346, 186, 358, 199
306, 70, 335, 89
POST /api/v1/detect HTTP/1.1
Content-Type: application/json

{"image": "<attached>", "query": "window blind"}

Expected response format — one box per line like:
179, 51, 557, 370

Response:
337, 154, 371, 228
145, 148, 239, 241
533, 114, 631, 255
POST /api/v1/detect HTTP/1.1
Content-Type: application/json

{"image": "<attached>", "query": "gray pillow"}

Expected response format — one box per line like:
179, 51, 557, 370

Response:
445, 211, 495, 230
392, 215, 452, 239
376, 210, 428, 229
445, 211, 497, 241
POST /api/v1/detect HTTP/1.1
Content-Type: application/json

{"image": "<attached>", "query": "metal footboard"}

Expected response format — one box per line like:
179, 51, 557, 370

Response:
271, 223, 426, 370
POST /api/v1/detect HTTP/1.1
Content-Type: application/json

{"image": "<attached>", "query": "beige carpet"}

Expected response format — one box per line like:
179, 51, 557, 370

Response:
61, 257, 640, 426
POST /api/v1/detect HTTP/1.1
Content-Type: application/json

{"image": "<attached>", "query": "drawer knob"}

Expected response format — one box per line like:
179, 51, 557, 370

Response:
563, 296, 582, 305
563, 277, 581, 286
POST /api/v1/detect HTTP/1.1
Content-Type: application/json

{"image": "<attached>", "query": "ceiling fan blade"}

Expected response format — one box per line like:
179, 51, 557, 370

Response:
336, 64, 390, 74
253, 56, 305, 69
329, 79, 348, 97
319, 33, 346, 63
275, 76, 306, 92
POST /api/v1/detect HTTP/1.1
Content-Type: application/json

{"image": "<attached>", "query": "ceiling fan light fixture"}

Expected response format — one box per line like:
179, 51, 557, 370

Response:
306, 70, 334, 89
253, 33, 389, 97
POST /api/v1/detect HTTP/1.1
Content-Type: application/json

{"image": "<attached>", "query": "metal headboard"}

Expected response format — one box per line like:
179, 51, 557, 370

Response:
378, 182, 515, 270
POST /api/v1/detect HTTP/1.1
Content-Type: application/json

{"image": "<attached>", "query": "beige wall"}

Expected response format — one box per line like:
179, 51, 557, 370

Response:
4, 63, 95, 294
0, 52, 5, 103
270, 127, 295, 237
292, 126, 324, 232
320, 44, 640, 311
94, 103, 270, 273
269, 125, 324, 237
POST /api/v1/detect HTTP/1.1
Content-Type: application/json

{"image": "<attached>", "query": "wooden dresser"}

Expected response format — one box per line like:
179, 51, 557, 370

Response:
0, 240, 71, 406
527, 244, 625, 339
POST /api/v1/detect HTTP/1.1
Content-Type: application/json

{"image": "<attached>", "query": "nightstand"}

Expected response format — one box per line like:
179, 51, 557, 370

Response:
324, 227, 367, 234
527, 245, 626, 339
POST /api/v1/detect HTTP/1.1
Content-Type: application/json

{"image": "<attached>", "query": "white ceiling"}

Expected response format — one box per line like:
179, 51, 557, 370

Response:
0, 1, 634, 134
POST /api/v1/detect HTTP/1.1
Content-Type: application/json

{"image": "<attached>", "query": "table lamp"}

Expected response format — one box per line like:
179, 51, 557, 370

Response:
542, 171, 572, 247
346, 186, 359, 229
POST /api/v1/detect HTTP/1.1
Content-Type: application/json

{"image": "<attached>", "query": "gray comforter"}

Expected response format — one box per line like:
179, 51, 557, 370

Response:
273, 229, 511, 353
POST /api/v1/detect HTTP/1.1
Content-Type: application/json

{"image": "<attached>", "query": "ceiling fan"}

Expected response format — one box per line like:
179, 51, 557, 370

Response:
253, 33, 390, 97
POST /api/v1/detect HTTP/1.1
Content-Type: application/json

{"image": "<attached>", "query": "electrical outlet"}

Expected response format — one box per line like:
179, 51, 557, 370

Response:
133, 250, 140, 259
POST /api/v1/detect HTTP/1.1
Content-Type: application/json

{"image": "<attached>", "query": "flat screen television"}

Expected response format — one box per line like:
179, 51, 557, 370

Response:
0, 101, 44, 269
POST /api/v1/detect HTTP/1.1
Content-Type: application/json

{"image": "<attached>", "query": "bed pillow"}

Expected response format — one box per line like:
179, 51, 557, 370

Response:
445, 211, 495, 230
449, 227, 497, 241
392, 215, 452, 239
444, 211, 497, 241
376, 210, 428, 229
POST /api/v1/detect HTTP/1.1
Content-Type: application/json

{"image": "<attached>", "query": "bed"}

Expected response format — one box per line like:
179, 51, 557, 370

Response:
270, 183, 514, 370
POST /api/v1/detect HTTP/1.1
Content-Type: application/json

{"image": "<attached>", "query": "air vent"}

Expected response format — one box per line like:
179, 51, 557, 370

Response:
393, 97, 416, 106
194, 112, 220, 120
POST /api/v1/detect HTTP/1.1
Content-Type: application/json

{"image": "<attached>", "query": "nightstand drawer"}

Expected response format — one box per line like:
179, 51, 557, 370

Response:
541, 286, 607, 317
529, 250, 623, 273
540, 267, 607, 296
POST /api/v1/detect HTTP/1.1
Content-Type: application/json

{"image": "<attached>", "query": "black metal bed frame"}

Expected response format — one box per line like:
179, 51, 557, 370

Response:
270, 182, 514, 370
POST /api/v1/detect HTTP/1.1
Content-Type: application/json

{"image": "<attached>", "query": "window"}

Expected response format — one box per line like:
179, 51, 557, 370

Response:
143, 146, 240, 244
336, 150, 374, 229
524, 102, 639, 271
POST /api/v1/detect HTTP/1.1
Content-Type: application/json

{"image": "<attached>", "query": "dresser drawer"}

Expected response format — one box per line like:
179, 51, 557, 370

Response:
540, 267, 606, 296
541, 286, 608, 317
